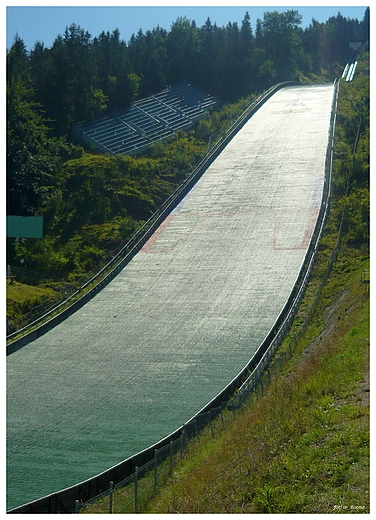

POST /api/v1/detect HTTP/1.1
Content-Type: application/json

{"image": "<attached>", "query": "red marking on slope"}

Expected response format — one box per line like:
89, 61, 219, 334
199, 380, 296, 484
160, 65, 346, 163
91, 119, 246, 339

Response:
140, 215, 175, 253
273, 209, 319, 250
301, 209, 319, 248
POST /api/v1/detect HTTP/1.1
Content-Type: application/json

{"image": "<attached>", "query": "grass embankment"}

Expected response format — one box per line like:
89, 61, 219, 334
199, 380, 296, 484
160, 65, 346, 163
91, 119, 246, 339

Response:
144, 254, 369, 514
82, 243, 369, 514
6, 279, 57, 326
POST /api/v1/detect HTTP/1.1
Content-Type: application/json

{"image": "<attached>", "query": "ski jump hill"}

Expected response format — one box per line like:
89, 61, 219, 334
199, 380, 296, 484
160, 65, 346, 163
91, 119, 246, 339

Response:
7, 82, 337, 512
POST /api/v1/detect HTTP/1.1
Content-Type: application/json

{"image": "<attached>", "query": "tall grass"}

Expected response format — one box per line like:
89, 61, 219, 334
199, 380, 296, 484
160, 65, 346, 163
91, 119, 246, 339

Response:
81, 246, 369, 514
140, 258, 369, 514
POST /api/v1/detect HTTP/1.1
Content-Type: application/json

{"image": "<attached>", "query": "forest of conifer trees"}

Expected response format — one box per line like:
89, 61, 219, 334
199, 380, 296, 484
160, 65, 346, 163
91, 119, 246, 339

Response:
7, 9, 369, 136
6, 7, 370, 320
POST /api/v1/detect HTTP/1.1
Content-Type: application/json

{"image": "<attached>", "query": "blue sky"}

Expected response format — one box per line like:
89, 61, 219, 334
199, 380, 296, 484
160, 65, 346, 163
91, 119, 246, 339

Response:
6, 2, 368, 51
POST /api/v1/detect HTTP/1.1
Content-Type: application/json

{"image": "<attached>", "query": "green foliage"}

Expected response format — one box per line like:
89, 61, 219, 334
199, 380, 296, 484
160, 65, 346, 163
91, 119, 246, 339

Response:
343, 188, 370, 246
140, 251, 368, 514
253, 484, 287, 513
13, 235, 70, 275
6, 128, 207, 288
6, 279, 58, 326
332, 53, 369, 247
6, 8, 369, 137
6, 78, 65, 216
6, 34, 30, 82
6, 11, 369, 324
195, 118, 212, 143
257, 10, 304, 82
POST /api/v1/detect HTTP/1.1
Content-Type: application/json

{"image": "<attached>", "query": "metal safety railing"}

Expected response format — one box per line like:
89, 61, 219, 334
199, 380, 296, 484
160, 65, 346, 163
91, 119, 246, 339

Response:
6, 81, 298, 355
7, 80, 338, 514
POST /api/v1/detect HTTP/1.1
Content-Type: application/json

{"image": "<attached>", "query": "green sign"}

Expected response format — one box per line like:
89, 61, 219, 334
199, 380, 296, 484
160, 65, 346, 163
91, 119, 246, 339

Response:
6, 216, 44, 238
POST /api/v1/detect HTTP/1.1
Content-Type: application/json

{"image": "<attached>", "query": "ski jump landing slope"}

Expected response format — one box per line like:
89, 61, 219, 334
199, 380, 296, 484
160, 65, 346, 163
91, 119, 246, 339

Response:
7, 84, 335, 509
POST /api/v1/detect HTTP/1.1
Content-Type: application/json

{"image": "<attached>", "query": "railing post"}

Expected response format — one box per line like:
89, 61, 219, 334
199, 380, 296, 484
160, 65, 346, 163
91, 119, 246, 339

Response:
208, 410, 214, 438
134, 466, 138, 513
154, 448, 158, 495
180, 433, 184, 459
169, 440, 173, 475
194, 419, 200, 442
109, 480, 114, 514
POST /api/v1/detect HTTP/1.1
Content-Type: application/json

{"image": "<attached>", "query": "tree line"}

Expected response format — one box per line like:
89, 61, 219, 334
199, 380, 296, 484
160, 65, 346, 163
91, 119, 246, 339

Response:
6, 8, 369, 216
7, 8, 369, 137
6, 8, 369, 284
6, 8, 369, 330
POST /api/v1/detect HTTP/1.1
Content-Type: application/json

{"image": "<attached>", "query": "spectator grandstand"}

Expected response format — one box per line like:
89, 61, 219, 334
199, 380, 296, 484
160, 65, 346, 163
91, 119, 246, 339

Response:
74, 82, 217, 156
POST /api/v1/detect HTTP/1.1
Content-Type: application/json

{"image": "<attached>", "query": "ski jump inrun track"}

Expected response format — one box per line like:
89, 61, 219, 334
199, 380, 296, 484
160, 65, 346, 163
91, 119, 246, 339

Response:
7, 82, 337, 511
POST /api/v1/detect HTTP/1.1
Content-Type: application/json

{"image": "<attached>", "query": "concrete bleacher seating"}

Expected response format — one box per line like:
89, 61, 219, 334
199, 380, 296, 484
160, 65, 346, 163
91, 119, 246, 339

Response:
74, 82, 217, 156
